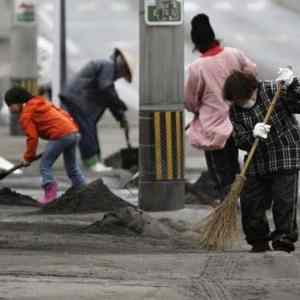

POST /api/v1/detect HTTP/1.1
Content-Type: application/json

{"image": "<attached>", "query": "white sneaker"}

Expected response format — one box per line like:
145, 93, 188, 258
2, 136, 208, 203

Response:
89, 162, 112, 173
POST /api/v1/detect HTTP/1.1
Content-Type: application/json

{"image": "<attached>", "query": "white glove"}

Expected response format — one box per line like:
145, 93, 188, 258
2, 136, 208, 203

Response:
253, 122, 271, 139
276, 67, 295, 86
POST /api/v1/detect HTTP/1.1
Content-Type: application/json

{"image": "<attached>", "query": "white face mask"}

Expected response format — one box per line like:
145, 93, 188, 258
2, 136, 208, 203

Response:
239, 89, 257, 109
240, 99, 256, 109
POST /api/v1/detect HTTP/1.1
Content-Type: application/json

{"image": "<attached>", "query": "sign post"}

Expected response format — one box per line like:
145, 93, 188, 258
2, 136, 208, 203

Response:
145, 0, 183, 25
139, 0, 185, 211
10, 0, 38, 135
52, 0, 66, 105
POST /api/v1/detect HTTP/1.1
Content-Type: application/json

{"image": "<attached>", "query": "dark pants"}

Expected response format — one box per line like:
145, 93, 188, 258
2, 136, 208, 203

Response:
62, 101, 103, 162
204, 136, 240, 200
240, 170, 299, 246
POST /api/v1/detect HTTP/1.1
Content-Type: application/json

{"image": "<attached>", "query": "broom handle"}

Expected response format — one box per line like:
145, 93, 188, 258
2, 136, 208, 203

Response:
240, 83, 282, 178
124, 125, 132, 149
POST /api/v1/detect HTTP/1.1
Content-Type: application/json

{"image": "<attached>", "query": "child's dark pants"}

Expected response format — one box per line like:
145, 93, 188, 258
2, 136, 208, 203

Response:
240, 170, 298, 247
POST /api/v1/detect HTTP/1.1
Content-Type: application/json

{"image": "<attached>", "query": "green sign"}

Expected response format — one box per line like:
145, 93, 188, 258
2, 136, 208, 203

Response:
15, 1, 35, 23
145, 0, 183, 26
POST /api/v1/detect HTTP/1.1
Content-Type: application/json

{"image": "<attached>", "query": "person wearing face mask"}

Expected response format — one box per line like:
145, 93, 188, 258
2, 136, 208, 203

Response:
223, 68, 300, 253
60, 48, 133, 172
184, 13, 256, 201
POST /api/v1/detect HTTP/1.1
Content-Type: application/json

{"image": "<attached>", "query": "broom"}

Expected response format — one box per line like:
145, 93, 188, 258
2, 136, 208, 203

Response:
194, 82, 283, 250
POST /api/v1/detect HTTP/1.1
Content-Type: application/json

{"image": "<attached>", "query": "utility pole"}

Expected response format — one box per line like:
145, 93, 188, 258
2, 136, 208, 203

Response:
52, 0, 66, 105
0, 0, 12, 120
139, 0, 185, 211
10, 0, 38, 135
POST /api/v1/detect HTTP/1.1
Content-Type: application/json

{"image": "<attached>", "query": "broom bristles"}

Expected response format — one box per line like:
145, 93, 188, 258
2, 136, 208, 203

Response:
194, 175, 246, 250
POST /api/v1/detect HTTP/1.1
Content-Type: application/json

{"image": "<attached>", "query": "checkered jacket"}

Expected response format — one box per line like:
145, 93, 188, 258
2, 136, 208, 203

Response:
230, 78, 300, 176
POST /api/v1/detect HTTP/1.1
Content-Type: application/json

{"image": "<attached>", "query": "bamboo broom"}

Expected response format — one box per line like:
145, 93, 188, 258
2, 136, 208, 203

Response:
194, 83, 282, 250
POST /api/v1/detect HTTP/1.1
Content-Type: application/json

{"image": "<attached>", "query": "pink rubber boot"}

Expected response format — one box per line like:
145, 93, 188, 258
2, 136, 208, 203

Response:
38, 182, 58, 205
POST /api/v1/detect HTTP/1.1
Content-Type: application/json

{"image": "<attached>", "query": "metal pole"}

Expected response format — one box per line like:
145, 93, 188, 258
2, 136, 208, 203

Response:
60, 0, 66, 89
10, 0, 38, 135
52, 0, 66, 105
0, 0, 12, 119
139, 0, 185, 211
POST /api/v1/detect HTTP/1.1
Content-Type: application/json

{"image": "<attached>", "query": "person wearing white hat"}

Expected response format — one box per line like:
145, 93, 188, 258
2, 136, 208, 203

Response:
60, 48, 133, 172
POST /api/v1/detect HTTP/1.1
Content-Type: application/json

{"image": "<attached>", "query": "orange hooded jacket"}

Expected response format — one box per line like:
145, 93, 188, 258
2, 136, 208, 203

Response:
19, 96, 79, 161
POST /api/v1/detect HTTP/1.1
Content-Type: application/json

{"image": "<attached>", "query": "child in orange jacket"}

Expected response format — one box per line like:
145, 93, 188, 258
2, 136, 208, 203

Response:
4, 86, 86, 204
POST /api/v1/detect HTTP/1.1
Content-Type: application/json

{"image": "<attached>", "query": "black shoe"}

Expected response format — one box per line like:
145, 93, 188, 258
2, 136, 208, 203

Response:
250, 241, 271, 253
272, 239, 295, 253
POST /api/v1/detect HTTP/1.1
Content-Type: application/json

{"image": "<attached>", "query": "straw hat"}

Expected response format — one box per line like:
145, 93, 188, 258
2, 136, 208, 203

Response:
114, 48, 133, 83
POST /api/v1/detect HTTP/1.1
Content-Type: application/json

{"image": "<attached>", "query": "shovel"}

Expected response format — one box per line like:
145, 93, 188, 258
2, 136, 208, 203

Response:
104, 122, 138, 170
121, 122, 139, 168
124, 122, 132, 149
0, 153, 43, 180
120, 123, 138, 170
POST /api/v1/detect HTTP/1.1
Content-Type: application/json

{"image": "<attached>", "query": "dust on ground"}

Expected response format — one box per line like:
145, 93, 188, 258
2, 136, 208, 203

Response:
0, 179, 204, 253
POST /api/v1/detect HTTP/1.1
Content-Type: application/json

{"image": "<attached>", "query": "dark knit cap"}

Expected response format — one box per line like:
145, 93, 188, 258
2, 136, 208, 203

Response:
191, 13, 216, 52
4, 86, 33, 106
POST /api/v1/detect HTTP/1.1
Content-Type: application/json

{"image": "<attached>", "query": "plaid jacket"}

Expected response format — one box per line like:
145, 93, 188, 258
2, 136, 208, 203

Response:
230, 78, 300, 176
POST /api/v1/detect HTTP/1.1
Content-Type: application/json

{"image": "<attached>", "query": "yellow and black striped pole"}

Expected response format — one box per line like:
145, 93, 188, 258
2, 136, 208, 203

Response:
152, 110, 184, 181
140, 109, 184, 179
139, 1, 185, 211
139, 108, 185, 211
11, 78, 38, 96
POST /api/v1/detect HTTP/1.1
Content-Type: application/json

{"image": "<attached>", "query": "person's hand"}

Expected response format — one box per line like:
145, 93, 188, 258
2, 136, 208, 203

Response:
20, 160, 31, 167
253, 122, 271, 139
276, 67, 295, 86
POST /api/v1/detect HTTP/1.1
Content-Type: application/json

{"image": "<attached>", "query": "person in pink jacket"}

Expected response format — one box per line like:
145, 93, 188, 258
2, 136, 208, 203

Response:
184, 13, 256, 201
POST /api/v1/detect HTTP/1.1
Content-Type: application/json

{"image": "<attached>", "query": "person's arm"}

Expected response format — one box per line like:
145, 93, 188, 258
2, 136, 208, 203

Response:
184, 64, 204, 114
232, 122, 255, 152
102, 85, 128, 122
264, 72, 300, 114
282, 78, 300, 113
230, 109, 255, 151
20, 112, 39, 162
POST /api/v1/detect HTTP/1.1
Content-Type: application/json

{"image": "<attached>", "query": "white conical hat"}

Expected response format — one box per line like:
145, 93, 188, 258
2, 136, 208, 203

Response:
115, 48, 133, 83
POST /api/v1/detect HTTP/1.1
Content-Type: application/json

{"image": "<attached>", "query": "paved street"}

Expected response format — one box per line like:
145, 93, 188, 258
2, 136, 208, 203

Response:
0, 125, 300, 299
0, 249, 299, 299
0, 206, 299, 299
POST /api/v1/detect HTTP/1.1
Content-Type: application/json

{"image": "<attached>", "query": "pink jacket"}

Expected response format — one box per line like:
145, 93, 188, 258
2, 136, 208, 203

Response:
184, 46, 256, 150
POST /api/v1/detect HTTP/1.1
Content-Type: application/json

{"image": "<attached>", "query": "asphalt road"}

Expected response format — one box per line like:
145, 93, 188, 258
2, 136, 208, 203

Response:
0, 123, 300, 300
0, 204, 299, 300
